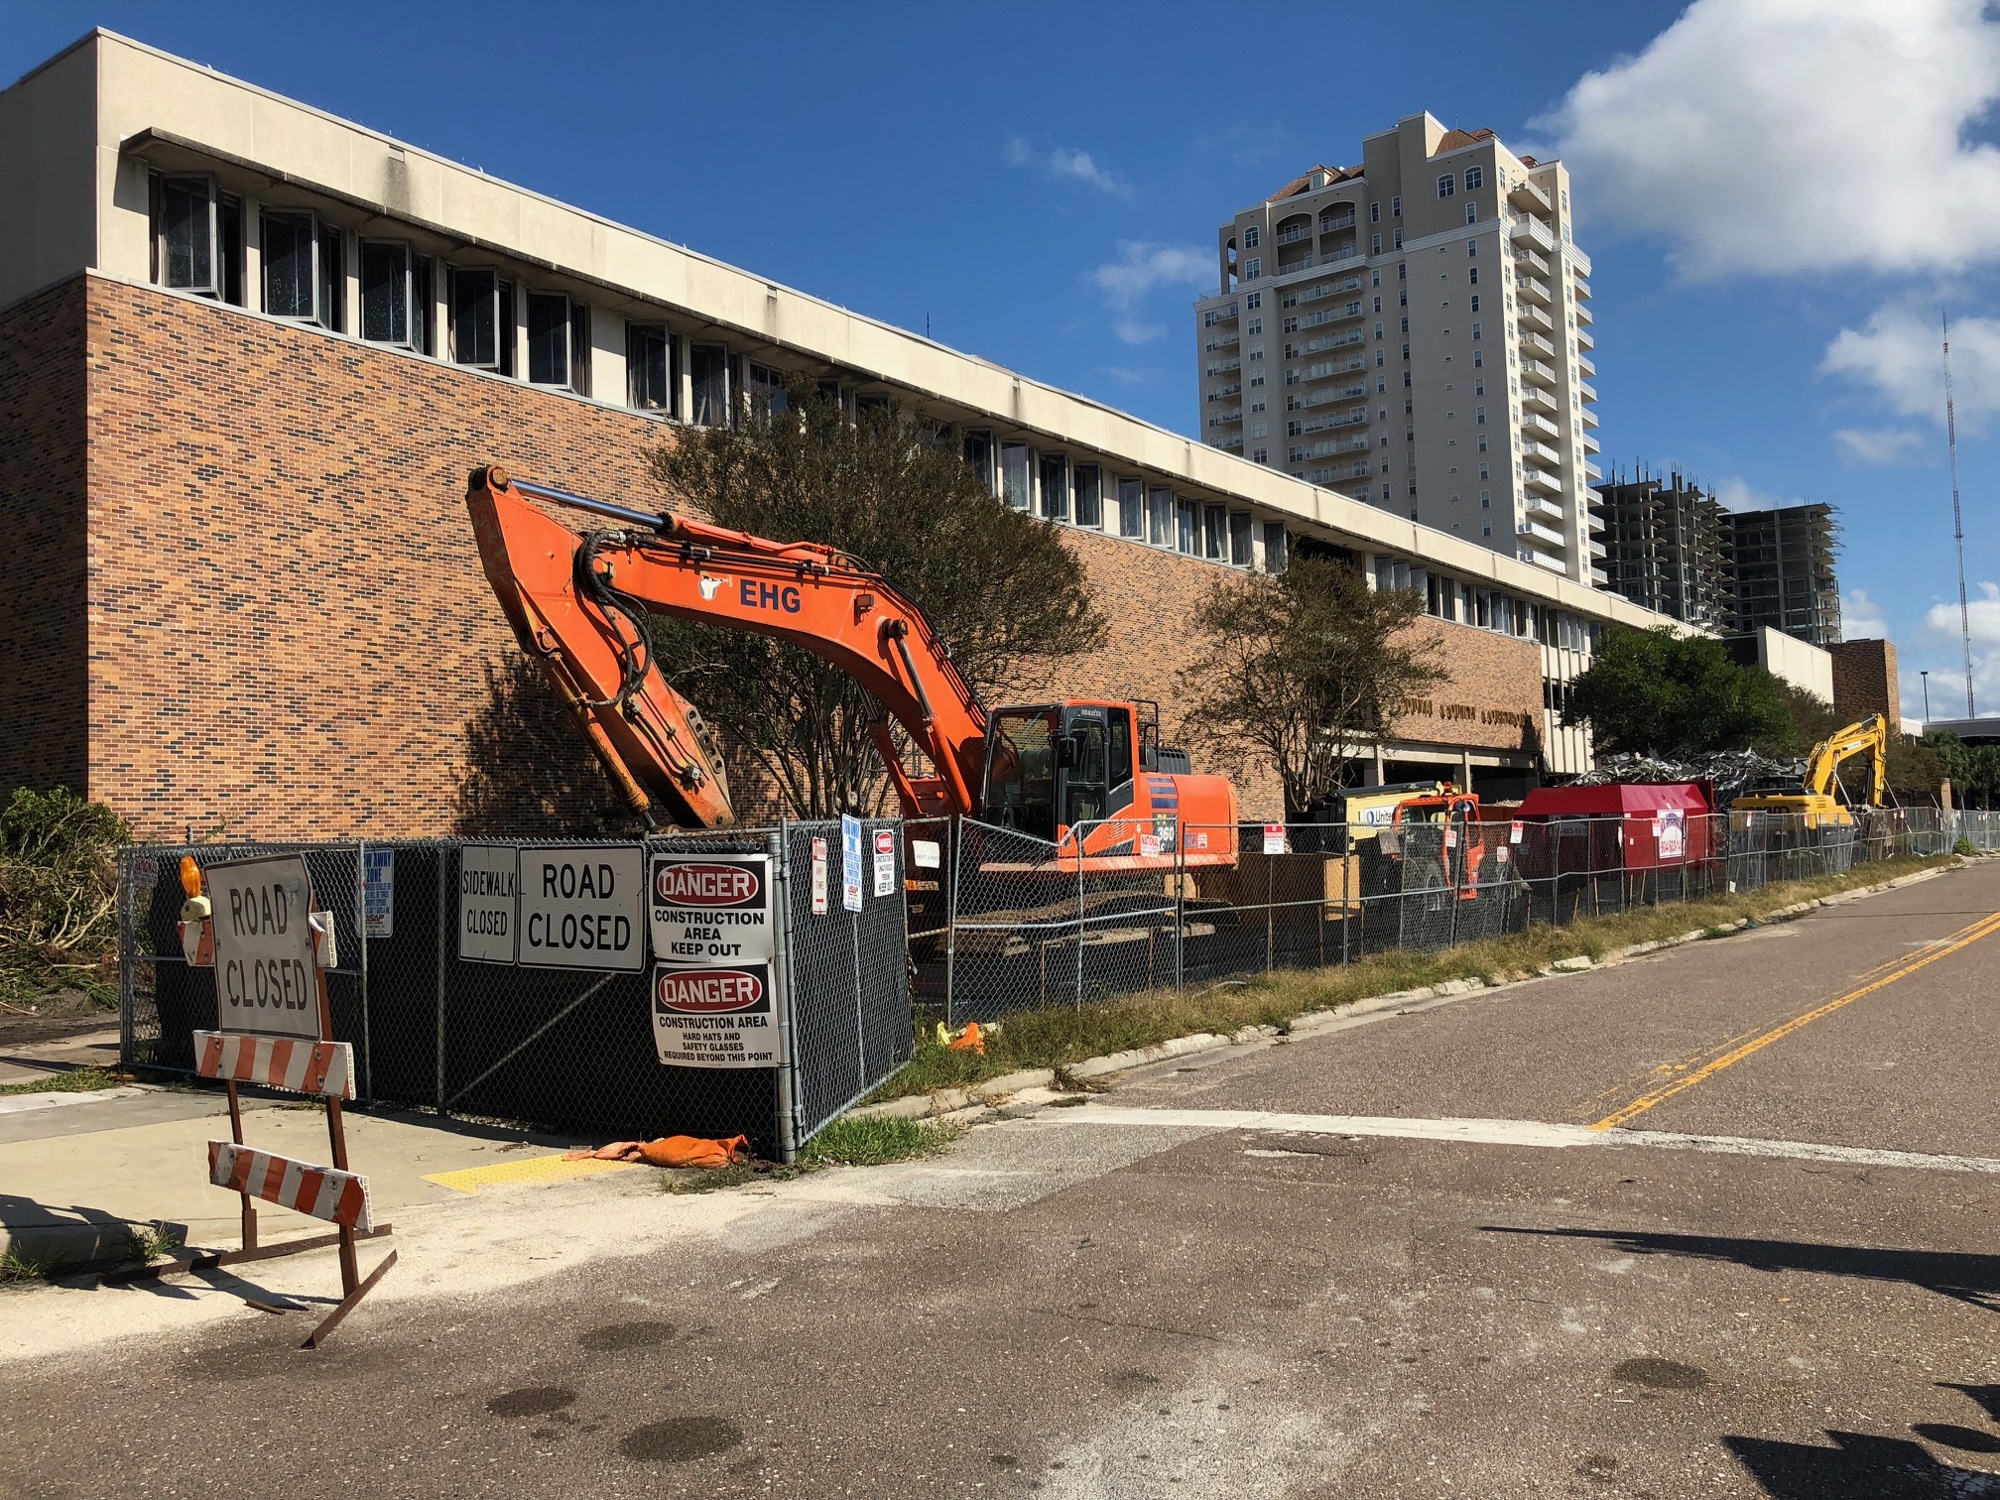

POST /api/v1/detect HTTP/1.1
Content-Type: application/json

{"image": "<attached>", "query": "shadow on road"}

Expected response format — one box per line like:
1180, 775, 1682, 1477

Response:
1725, 1430, 2000, 1498
1483, 1224, 2000, 1313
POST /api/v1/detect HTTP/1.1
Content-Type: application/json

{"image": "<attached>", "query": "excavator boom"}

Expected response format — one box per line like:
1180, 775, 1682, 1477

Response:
466, 465, 988, 827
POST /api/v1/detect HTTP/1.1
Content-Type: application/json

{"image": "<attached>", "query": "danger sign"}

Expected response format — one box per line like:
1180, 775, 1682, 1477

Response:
651, 961, 784, 1069
647, 852, 774, 965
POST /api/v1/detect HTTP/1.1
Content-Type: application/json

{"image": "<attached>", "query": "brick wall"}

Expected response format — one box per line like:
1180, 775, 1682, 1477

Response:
73, 277, 1549, 840
1829, 638, 1900, 726
0, 279, 89, 798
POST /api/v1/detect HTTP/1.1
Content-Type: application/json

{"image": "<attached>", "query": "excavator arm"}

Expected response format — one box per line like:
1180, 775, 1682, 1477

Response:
1804, 714, 1889, 807
465, 464, 989, 829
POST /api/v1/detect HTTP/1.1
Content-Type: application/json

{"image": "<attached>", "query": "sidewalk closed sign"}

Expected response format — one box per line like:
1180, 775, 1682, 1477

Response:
207, 854, 320, 1039
516, 845, 644, 971
648, 852, 781, 1068
458, 845, 519, 964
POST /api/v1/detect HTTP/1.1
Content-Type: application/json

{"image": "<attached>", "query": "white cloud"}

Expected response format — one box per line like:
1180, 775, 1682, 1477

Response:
1926, 581, 2000, 644
1005, 137, 1130, 198
1832, 426, 1928, 466
1090, 241, 1210, 344
1543, 0, 2000, 278
1822, 302, 2000, 435
1712, 476, 1805, 512
1918, 582, 2000, 713
1842, 587, 1890, 640
1100, 365, 1158, 386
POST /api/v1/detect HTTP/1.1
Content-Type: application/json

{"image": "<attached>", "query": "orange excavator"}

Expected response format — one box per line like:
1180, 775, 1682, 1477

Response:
464, 465, 1238, 871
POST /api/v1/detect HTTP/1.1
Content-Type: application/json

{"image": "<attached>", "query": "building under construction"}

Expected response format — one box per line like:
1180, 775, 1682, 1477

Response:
1594, 471, 1842, 648
1593, 468, 1731, 627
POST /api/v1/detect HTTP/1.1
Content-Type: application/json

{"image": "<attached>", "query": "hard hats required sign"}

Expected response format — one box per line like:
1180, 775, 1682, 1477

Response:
650, 961, 784, 1069
516, 845, 645, 972
647, 853, 774, 965
206, 854, 320, 1039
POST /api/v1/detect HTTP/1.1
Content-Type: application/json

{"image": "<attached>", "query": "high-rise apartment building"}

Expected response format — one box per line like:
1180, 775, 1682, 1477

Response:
1725, 503, 1841, 647
1195, 113, 1603, 585
1594, 468, 1730, 627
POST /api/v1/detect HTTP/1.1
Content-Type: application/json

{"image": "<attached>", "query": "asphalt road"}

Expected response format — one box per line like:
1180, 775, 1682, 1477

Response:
7, 863, 2000, 1498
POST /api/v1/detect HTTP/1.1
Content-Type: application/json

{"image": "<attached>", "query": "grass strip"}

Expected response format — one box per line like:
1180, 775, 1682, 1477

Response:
659, 1116, 959, 1195
0, 1066, 125, 1097
871, 855, 1957, 1103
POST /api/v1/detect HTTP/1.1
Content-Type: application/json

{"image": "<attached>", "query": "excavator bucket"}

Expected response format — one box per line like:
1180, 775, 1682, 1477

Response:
465, 468, 734, 829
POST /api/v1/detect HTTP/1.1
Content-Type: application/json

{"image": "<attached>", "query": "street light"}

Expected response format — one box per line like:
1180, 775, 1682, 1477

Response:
1922, 670, 1931, 722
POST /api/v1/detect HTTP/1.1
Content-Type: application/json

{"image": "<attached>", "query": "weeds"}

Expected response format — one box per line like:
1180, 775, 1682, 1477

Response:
0, 1245, 52, 1285
0, 1067, 125, 1097
801, 1115, 959, 1167
869, 855, 1952, 1104
122, 1222, 184, 1266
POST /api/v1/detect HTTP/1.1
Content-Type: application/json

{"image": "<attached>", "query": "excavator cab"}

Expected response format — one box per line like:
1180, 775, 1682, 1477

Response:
983, 702, 1138, 842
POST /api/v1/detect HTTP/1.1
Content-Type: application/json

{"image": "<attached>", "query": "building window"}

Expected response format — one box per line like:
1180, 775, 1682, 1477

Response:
1483, 524, 1493, 537
1468, 240, 1478, 257
1476, 405, 1487, 424
1201, 504, 1227, 560
1375, 351, 1386, 367
1468, 266, 1479, 285
1437, 173, 1455, 198
1263, 522, 1288, 572
1251, 447, 1268, 465
627, 323, 675, 414
360, 240, 416, 347
1244, 226, 1260, 248
1074, 464, 1102, 528
1244, 257, 1261, 279
1147, 487, 1174, 547
1246, 291, 1261, 309
1248, 318, 1263, 335
1480, 490, 1492, 507
1000, 443, 1032, 510
963, 430, 996, 493
689, 343, 731, 426
1117, 477, 1144, 536
1400, 316, 1409, 334
746, 362, 790, 416
1470, 295, 1481, 313
1466, 202, 1479, 225
1465, 165, 1484, 190
1392, 195, 1401, 217
1176, 498, 1199, 555
1474, 350, 1484, 368
1229, 511, 1253, 565
1369, 202, 1381, 224
1393, 228, 1403, 248
1371, 233, 1381, 256
1471, 322, 1482, 342
153, 174, 221, 295
527, 292, 590, 392
263, 211, 318, 321
1402, 344, 1410, 360
1038, 452, 1070, 521
318, 225, 345, 334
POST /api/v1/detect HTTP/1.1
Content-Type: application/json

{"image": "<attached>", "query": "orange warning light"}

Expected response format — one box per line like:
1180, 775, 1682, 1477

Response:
179, 856, 203, 899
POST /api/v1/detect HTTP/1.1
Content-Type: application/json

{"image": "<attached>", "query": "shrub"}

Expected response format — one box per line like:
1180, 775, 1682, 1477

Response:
0, 787, 130, 1008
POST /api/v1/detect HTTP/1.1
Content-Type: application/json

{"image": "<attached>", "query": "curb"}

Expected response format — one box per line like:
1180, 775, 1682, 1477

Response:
852, 859, 1960, 1124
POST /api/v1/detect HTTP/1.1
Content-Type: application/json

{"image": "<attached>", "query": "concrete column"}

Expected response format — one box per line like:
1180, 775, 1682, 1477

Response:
241, 195, 262, 310
1459, 748, 1474, 791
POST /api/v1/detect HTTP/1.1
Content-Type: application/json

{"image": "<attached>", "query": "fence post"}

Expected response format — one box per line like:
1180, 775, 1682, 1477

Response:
769, 826, 799, 1166
117, 849, 136, 1065
1173, 818, 1186, 991
945, 817, 961, 1030
434, 845, 448, 1107
1074, 822, 1086, 1011
355, 842, 373, 1102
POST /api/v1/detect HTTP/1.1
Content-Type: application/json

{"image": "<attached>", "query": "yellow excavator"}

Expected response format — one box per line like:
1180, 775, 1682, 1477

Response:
1733, 714, 1889, 829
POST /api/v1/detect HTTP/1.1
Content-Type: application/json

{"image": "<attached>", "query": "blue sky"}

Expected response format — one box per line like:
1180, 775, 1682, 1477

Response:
7, 1, 2000, 717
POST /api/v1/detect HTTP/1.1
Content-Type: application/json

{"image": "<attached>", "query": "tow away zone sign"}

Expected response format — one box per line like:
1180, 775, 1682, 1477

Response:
648, 851, 782, 1069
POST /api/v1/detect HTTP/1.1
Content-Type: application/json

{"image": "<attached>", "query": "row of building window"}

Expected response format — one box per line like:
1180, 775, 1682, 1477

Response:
1373, 556, 1596, 651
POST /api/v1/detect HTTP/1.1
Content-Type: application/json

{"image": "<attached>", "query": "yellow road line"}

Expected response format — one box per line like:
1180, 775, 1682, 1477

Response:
424, 1154, 638, 1194
1589, 907, 2000, 1132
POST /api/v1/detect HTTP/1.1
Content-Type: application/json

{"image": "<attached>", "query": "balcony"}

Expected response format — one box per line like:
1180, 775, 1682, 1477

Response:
1514, 245, 1551, 277
1203, 334, 1240, 351
1517, 302, 1554, 334
1577, 379, 1598, 403
1575, 302, 1593, 326
1276, 222, 1314, 246
1523, 492, 1565, 523
1513, 272, 1551, 308
1583, 460, 1602, 483
1521, 381, 1557, 413
1577, 352, 1597, 377
1206, 408, 1243, 426
1522, 438, 1564, 468
1517, 517, 1567, 547
1581, 406, 1600, 429
1566, 245, 1593, 276
1214, 434, 1244, 451
1319, 212, 1358, 234
1523, 467, 1563, 496
1572, 274, 1592, 301
1508, 177, 1552, 214
1576, 327, 1595, 351
1581, 431, 1601, 454
1203, 302, 1239, 323
1519, 358, 1558, 388
1510, 215, 1557, 254
1205, 359, 1241, 377
1206, 383, 1242, 401
1520, 410, 1560, 442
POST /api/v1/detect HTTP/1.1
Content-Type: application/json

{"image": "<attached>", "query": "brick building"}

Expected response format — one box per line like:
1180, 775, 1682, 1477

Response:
1829, 639, 1900, 727
0, 33, 1672, 840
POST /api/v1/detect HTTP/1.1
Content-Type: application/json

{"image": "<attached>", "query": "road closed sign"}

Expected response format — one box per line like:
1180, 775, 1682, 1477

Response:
207, 854, 320, 1039
651, 962, 784, 1069
517, 845, 645, 971
648, 853, 774, 965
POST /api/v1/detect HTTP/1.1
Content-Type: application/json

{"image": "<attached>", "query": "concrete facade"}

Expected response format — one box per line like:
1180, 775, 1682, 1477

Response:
0, 32, 1684, 837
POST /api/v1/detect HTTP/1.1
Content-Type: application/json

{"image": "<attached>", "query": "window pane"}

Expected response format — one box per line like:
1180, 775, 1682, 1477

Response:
318, 226, 343, 332
262, 213, 315, 319
1176, 499, 1198, 555
1203, 505, 1227, 560
497, 280, 516, 377
627, 323, 670, 410
450, 268, 498, 367
1118, 478, 1144, 538
1000, 444, 1031, 510
526, 292, 569, 385
1038, 454, 1069, 520
1263, 522, 1288, 573
218, 195, 243, 305
360, 241, 410, 344
569, 302, 591, 397
1229, 511, 1253, 565
413, 256, 433, 355
962, 430, 995, 492
689, 344, 730, 426
159, 177, 214, 292
1074, 465, 1102, 529
1147, 487, 1173, 547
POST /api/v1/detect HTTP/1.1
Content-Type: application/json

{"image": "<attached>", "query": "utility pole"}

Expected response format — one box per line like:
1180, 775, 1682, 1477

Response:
1944, 312, 1976, 717
1922, 669, 1930, 723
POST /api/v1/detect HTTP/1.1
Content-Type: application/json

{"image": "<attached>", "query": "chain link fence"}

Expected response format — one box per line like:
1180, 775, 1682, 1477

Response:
922, 805, 2000, 1024
119, 825, 913, 1158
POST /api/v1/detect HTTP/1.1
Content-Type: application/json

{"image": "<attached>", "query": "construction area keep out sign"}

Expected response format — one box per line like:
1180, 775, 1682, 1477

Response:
648, 852, 783, 1069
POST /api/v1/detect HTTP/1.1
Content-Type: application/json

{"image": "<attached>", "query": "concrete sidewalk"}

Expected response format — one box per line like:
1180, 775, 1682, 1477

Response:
0, 1083, 625, 1268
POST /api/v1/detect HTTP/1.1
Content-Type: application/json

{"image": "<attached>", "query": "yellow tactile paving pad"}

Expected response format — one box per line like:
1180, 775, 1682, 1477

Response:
424, 1154, 638, 1194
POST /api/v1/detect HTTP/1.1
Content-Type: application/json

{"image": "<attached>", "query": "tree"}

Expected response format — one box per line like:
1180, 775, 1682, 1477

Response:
1178, 557, 1445, 821
1561, 626, 1791, 756
647, 379, 1105, 818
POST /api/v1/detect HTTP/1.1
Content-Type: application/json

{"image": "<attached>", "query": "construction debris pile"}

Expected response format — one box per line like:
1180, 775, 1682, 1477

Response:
1570, 749, 1804, 806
